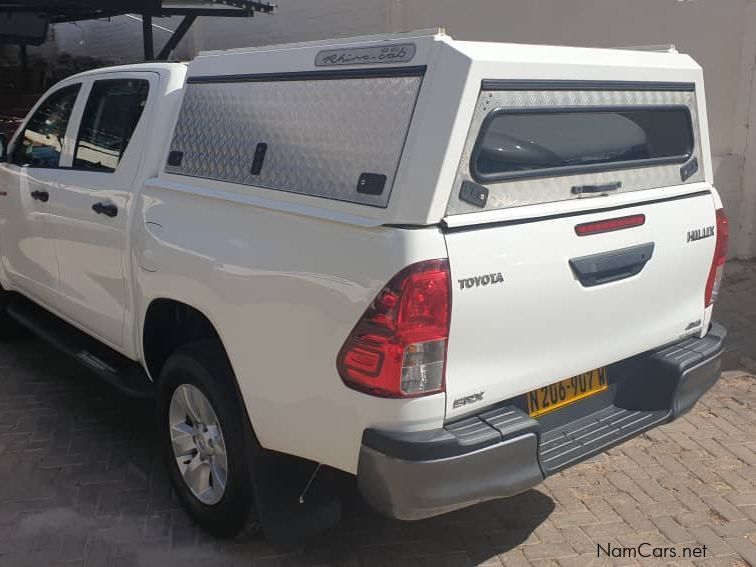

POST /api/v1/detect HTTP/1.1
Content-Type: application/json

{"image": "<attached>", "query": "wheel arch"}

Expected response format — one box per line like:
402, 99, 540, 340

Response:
142, 297, 224, 382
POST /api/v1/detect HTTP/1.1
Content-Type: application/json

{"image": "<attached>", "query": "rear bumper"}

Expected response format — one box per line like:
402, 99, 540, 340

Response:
358, 323, 726, 520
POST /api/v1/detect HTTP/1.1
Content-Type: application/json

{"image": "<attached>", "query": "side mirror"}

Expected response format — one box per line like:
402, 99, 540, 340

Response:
0, 133, 7, 162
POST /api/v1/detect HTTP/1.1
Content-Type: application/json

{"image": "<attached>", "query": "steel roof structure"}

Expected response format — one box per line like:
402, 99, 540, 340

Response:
0, 0, 275, 59
0, 1, 274, 22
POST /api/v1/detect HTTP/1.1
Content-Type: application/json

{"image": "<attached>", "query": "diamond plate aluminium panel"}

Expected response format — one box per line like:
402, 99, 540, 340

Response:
446, 89, 705, 215
165, 76, 423, 207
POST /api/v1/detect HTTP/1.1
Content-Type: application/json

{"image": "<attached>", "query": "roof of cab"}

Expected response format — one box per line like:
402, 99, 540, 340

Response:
65, 61, 188, 82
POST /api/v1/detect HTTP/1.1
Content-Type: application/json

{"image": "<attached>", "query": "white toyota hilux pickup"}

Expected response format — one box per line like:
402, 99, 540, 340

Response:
0, 30, 727, 540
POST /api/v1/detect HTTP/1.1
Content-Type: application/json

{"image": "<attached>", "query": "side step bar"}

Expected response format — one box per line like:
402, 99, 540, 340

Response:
7, 296, 154, 399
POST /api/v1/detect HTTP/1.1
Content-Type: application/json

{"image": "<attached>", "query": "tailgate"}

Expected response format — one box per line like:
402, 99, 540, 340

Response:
443, 191, 716, 419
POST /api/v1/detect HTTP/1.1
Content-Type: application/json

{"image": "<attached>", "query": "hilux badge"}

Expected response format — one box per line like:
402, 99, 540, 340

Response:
687, 225, 714, 242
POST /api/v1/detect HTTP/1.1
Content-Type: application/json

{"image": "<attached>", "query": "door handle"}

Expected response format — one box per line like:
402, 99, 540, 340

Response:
92, 202, 118, 218
569, 242, 655, 287
30, 190, 49, 202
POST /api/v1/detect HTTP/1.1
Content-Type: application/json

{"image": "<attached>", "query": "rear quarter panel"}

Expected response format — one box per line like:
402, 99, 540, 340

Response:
133, 178, 448, 473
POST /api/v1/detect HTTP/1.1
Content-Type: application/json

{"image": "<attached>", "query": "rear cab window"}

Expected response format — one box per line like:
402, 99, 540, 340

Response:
447, 83, 704, 215
74, 79, 150, 173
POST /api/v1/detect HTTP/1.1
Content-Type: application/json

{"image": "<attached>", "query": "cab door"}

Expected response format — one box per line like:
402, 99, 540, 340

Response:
46, 73, 155, 348
0, 83, 82, 306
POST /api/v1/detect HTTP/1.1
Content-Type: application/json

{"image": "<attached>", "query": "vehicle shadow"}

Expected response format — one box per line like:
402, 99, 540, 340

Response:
0, 337, 555, 566
313, 483, 556, 562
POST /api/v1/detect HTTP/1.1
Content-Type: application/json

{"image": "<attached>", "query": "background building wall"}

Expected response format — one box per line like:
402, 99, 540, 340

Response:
17, 0, 756, 257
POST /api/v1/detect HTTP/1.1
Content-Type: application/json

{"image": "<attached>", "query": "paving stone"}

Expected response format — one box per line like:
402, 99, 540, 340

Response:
689, 526, 737, 557
556, 526, 594, 555
651, 516, 695, 545
724, 536, 756, 567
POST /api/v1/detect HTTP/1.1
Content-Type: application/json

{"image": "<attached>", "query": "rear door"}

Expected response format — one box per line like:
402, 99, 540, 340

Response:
442, 83, 716, 420
46, 73, 154, 347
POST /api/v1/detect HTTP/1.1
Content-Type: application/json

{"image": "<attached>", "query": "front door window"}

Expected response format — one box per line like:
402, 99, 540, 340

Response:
12, 84, 81, 168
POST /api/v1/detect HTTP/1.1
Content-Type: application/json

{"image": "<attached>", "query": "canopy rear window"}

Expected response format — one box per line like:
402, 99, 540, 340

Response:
471, 106, 694, 183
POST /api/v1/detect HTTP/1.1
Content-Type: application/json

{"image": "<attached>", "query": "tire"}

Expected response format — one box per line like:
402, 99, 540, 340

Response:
156, 339, 254, 538
0, 290, 31, 341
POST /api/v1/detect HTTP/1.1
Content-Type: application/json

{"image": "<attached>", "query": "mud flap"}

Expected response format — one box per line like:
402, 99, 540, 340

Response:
242, 423, 342, 543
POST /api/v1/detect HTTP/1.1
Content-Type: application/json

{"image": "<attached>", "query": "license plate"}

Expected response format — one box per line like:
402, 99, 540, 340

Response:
526, 368, 608, 417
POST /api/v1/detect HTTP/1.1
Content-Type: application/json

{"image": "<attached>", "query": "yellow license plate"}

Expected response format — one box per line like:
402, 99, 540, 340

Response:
526, 368, 608, 417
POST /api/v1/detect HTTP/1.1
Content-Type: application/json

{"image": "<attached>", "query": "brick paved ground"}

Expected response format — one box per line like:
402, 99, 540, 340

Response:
0, 264, 754, 566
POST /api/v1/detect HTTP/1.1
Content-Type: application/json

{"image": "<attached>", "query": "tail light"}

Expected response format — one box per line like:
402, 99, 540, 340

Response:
337, 259, 450, 398
705, 208, 729, 307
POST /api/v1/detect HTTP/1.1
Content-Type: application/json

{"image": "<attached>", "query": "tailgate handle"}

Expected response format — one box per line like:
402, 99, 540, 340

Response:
571, 181, 622, 195
569, 242, 654, 287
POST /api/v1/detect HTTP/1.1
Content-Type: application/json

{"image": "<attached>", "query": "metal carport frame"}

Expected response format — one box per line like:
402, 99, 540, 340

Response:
0, 0, 275, 61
